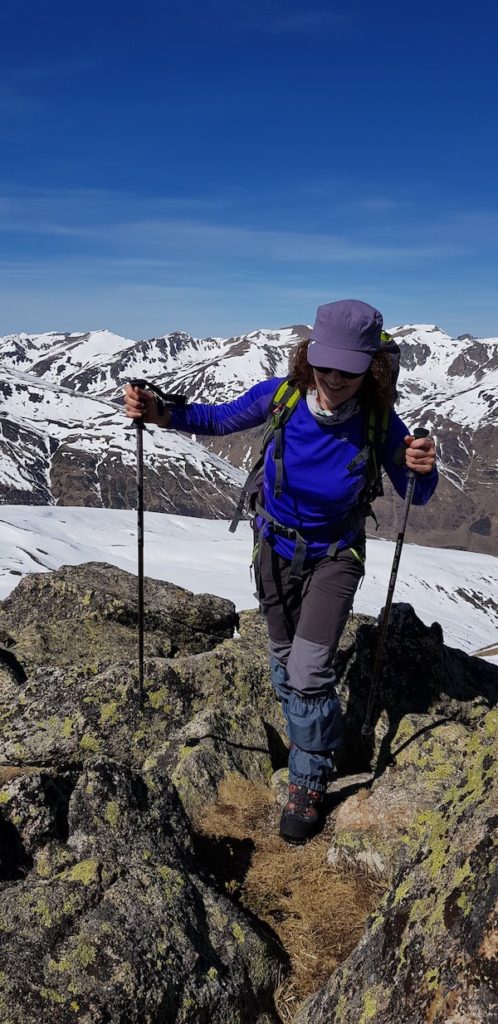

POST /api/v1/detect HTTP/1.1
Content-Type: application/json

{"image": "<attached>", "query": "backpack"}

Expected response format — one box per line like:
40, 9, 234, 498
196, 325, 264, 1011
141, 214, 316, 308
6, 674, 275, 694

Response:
229, 331, 401, 540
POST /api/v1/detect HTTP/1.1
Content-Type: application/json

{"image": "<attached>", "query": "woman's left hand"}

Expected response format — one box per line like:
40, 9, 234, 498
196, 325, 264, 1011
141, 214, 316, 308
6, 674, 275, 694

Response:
404, 435, 437, 474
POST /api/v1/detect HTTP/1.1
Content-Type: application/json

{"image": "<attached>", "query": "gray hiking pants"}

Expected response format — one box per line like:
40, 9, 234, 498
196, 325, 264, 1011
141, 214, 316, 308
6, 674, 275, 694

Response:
258, 537, 365, 791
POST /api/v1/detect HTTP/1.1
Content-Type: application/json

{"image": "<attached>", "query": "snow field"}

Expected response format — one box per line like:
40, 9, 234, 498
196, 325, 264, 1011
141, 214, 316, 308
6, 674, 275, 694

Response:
0, 506, 497, 660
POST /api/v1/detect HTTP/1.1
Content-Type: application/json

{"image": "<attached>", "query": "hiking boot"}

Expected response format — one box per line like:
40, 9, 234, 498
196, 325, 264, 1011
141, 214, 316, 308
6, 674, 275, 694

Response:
279, 783, 324, 844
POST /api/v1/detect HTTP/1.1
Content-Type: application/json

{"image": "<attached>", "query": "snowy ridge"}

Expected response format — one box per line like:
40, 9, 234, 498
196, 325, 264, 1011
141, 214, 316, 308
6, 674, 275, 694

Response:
0, 326, 309, 401
1, 323, 496, 431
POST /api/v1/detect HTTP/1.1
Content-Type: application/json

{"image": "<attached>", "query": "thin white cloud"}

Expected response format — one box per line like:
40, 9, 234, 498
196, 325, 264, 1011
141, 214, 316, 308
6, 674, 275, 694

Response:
2, 269, 498, 339
0, 185, 228, 221
352, 198, 407, 213
0, 192, 466, 264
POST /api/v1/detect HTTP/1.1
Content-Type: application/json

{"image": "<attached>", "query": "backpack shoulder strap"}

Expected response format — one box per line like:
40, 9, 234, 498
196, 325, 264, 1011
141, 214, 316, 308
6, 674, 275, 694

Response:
260, 378, 301, 449
364, 406, 393, 504
228, 379, 302, 533
262, 379, 302, 498
366, 405, 391, 447
360, 334, 398, 505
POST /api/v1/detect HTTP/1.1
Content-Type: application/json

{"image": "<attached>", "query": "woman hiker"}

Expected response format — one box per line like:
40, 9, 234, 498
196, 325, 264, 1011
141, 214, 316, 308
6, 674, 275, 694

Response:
124, 299, 438, 844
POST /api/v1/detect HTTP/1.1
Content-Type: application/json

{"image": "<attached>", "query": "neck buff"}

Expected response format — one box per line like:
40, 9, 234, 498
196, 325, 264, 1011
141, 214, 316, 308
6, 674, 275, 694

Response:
306, 389, 360, 426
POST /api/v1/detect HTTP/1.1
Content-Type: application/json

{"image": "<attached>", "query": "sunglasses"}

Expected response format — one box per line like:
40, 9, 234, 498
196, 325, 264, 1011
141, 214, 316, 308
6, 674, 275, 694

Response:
314, 366, 365, 380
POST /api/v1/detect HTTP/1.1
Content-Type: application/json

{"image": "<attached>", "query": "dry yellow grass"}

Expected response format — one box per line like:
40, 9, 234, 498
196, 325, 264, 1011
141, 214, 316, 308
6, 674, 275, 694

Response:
195, 773, 385, 1022
0, 765, 45, 786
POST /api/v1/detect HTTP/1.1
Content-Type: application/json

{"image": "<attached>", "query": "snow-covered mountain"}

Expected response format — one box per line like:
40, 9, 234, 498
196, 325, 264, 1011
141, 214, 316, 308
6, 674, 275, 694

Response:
0, 324, 497, 552
0, 356, 244, 517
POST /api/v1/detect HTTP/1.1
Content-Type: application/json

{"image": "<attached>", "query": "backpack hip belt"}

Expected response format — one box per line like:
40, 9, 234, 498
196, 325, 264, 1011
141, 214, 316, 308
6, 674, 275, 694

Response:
253, 499, 367, 581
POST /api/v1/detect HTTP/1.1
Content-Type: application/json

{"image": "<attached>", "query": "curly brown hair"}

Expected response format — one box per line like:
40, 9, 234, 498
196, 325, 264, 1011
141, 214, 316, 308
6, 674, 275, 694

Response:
288, 339, 398, 411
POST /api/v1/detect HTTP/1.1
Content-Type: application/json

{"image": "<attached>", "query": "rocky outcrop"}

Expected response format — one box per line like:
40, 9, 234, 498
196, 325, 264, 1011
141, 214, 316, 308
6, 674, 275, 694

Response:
1, 564, 497, 1023
0, 563, 287, 1023
0, 561, 237, 671
333, 603, 498, 773
295, 706, 498, 1024
292, 605, 498, 1024
328, 715, 470, 878
0, 565, 286, 809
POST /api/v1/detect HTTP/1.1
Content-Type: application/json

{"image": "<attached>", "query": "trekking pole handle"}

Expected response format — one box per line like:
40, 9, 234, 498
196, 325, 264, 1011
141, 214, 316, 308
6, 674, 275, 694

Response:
406, 427, 430, 479
128, 378, 186, 410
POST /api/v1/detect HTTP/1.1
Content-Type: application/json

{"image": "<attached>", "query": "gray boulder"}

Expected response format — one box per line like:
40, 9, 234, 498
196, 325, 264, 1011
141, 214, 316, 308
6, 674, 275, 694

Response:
0, 759, 285, 1023
294, 705, 498, 1024
0, 565, 286, 810
3, 563, 498, 1024
0, 561, 237, 672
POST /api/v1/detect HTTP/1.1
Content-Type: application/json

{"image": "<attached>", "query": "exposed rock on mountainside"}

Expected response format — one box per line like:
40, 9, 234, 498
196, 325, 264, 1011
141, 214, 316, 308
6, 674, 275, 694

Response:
1, 563, 497, 1022
1, 323, 497, 552
370, 327, 498, 555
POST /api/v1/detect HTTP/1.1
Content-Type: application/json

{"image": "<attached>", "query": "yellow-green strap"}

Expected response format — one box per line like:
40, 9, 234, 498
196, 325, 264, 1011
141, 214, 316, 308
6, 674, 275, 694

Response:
349, 547, 365, 565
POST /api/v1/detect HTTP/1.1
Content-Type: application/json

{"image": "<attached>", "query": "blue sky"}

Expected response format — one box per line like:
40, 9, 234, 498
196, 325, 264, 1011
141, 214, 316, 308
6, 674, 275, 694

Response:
1, 0, 497, 338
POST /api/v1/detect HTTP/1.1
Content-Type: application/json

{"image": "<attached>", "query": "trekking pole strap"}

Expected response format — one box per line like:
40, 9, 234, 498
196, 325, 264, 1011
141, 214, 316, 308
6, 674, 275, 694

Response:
128, 378, 186, 417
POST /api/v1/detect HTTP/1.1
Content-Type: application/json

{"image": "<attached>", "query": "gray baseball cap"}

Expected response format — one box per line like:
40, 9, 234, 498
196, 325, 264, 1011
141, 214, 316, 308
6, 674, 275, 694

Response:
307, 299, 383, 374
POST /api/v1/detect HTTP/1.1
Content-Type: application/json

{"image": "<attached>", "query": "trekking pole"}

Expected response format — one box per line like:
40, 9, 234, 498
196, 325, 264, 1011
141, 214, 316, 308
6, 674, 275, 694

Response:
126, 379, 186, 707
128, 380, 146, 706
361, 427, 430, 739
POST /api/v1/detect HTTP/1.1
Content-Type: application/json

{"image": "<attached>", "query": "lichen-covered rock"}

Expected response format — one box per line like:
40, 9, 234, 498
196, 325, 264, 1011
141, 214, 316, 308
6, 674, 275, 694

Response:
0, 648, 285, 779
0, 759, 285, 1024
5, 562, 497, 1024
0, 562, 237, 672
329, 715, 470, 878
157, 705, 275, 819
294, 707, 498, 1024
0, 770, 72, 868
0, 577, 285, 784
0, 564, 289, 1021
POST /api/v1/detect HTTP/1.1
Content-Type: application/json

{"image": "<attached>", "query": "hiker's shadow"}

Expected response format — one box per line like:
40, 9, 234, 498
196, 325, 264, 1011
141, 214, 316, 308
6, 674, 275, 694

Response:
333, 603, 498, 780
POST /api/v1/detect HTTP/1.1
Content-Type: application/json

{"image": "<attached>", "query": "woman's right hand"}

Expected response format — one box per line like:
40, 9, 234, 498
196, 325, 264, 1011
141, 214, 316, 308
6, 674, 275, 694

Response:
123, 383, 172, 427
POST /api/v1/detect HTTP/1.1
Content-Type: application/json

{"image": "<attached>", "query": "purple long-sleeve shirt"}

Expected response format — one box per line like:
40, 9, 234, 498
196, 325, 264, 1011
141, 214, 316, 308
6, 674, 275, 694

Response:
171, 378, 438, 560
